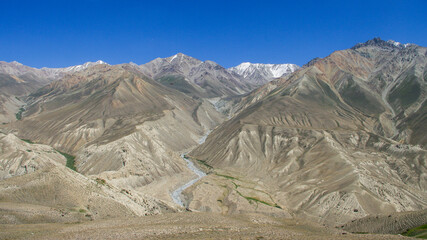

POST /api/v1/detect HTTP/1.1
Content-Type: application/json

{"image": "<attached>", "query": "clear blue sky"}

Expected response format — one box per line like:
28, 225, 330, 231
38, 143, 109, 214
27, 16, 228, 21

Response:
1, 0, 426, 68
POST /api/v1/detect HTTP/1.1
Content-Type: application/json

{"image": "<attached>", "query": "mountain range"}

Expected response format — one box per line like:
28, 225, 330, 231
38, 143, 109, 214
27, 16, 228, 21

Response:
0, 60, 108, 123
0, 38, 426, 238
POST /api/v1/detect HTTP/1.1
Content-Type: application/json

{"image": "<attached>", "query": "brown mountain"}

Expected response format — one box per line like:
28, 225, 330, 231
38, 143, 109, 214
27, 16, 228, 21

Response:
7, 63, 224, 205
188, 38, 427, 225
0, 60, 108, 123
0, 132, 172, 224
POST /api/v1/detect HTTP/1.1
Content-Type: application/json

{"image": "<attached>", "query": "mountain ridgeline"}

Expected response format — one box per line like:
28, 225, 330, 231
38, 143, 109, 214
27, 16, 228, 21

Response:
0, 38, 426, 234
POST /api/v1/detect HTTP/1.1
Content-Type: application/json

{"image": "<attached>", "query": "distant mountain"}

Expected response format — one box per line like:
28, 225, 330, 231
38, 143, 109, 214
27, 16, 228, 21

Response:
189, 38, 427, 225
140, 53, 254, 98
229, 62, 299, 85
40, 60, 109, 79
0, 60, 108, 82
0, 60, 108, 123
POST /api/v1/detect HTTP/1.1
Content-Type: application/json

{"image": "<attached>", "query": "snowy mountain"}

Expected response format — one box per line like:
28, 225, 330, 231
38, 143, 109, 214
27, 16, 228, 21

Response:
40, 60, 109, 78
229, 62, 299, 85
0, 60, 109, 122
51, 60, 108, 73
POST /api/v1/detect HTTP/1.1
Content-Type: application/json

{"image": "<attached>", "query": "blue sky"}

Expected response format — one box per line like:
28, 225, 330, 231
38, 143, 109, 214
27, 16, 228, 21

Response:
0, 0, 426, 68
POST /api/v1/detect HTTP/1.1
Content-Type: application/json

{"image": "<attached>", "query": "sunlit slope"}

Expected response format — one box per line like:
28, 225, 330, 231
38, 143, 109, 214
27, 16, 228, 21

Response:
189, 38, 427, 225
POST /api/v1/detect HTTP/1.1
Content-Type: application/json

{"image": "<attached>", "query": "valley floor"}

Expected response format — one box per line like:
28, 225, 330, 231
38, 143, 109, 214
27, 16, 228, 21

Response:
0, 212, 410, 240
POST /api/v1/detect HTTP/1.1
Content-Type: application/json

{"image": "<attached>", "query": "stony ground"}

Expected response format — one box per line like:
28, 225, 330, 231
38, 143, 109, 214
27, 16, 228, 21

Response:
342, 209, 427, 234
0, 212, 411, 240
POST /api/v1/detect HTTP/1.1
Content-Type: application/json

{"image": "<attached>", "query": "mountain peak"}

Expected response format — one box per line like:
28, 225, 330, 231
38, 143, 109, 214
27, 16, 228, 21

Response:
62, 60, 109, 72
165, 53, 200, 64
95, 60, 107, 64
351, 37, 413, 50
10, 61, 23, 66
230, 62, 299, 79
386, 40, 413, 48
82, 60, 108, 67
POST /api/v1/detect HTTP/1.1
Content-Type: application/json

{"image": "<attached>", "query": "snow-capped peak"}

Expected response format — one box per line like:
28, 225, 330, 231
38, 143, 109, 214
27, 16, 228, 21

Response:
62, 60, 109, 72
10, 61, 23, 66
167, 53, 193, 63
169, 54, 178, 62
387, 40, 412, 48
229, 62, 299, 79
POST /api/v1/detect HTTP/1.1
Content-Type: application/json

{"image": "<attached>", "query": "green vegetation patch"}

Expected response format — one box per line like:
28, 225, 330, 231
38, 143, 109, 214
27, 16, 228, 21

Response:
216, 173, 283, 209
56, 150, 76, 171
15, 107, 25, 120
95, 178, 107, 185
21, 139, 35, 144
402, 224, 427, 239
215, 173, 238, 180
245, 196, 272, 206
235, 189, 281, 208
197, 159, 213, 169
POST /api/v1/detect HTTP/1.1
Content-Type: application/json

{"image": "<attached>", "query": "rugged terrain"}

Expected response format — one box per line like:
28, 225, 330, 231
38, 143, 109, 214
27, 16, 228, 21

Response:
0, 38, 426, 238
0, 60, 108, 123
5, 63, 225, 205
0, 133, 172, 224
189, 38, 427, 226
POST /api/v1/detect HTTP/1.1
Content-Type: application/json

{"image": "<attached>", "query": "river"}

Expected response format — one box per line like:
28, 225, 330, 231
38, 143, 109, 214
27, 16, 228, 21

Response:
170, 131, 210, 207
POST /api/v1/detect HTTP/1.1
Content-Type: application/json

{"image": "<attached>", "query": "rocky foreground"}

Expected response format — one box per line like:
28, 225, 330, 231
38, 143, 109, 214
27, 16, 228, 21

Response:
0, 212, 411, 240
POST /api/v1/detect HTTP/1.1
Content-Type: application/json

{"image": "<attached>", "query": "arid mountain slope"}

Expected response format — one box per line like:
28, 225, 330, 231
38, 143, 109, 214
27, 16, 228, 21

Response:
342, 209, 427, 234
0, 133, 66, 179
14, 64, 219, 151
0, 62, 49, 123
0, 60, 108, 123
189, 38, 427, 225
7, 63, 225, 204
231, 38, 427, 146
0, 134, 172, 224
